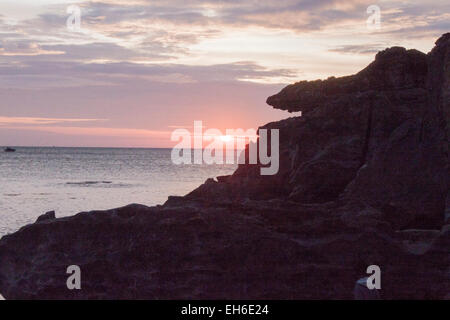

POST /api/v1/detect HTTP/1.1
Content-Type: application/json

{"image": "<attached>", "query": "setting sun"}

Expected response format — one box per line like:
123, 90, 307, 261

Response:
220, 135, 233, 142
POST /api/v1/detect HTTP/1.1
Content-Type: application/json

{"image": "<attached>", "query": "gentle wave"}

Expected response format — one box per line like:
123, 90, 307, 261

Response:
66, 181, 112, 185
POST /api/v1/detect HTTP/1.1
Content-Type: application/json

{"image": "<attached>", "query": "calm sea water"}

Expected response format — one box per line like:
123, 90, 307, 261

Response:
0, 147, 237, 237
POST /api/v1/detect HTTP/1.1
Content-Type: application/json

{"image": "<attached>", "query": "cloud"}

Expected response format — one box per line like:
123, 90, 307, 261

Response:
328, 44, 386, 54
0, 58, 296, 88
0, 41, 65, 56
1, 1, 447, 70
0, 116, 107, 125
0, 125, 171, 138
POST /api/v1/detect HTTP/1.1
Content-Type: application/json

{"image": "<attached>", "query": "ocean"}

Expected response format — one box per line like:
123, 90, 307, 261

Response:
0, 147, 237, 237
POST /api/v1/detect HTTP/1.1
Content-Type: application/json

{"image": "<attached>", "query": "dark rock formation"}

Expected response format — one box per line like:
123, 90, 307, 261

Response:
0, 34, 449, 300
35, 211, 56, 223
263, 43, 447, 230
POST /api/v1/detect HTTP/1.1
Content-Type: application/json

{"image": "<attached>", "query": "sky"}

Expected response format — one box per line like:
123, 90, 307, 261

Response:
0, 0, 448, 147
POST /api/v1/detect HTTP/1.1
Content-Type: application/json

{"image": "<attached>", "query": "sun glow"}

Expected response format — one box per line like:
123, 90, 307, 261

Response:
220, 135, 233, 142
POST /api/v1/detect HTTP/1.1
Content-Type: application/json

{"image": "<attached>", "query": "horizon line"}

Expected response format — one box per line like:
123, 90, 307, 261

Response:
1, 145, 172, 149
1, 145, 248, 150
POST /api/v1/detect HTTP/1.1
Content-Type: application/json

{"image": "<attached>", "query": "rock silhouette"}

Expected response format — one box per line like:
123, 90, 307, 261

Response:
0, 34, 449, 299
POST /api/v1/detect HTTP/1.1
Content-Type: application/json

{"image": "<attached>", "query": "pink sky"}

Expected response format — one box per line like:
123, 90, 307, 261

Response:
0, 0, 448, 147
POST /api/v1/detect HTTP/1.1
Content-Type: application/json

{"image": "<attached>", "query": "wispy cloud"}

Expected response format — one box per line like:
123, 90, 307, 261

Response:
0, 41, 65, 56
0, 125, 172, 138
0, 59, 296, 88
328, 44, 386, 55
0, 116, 107, 125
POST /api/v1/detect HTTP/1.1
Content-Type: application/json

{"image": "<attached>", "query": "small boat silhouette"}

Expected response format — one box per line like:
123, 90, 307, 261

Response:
4, 147, 16, 152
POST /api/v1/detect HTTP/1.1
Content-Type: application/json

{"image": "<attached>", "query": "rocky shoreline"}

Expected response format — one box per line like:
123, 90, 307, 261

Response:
0, 34, 449, 299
